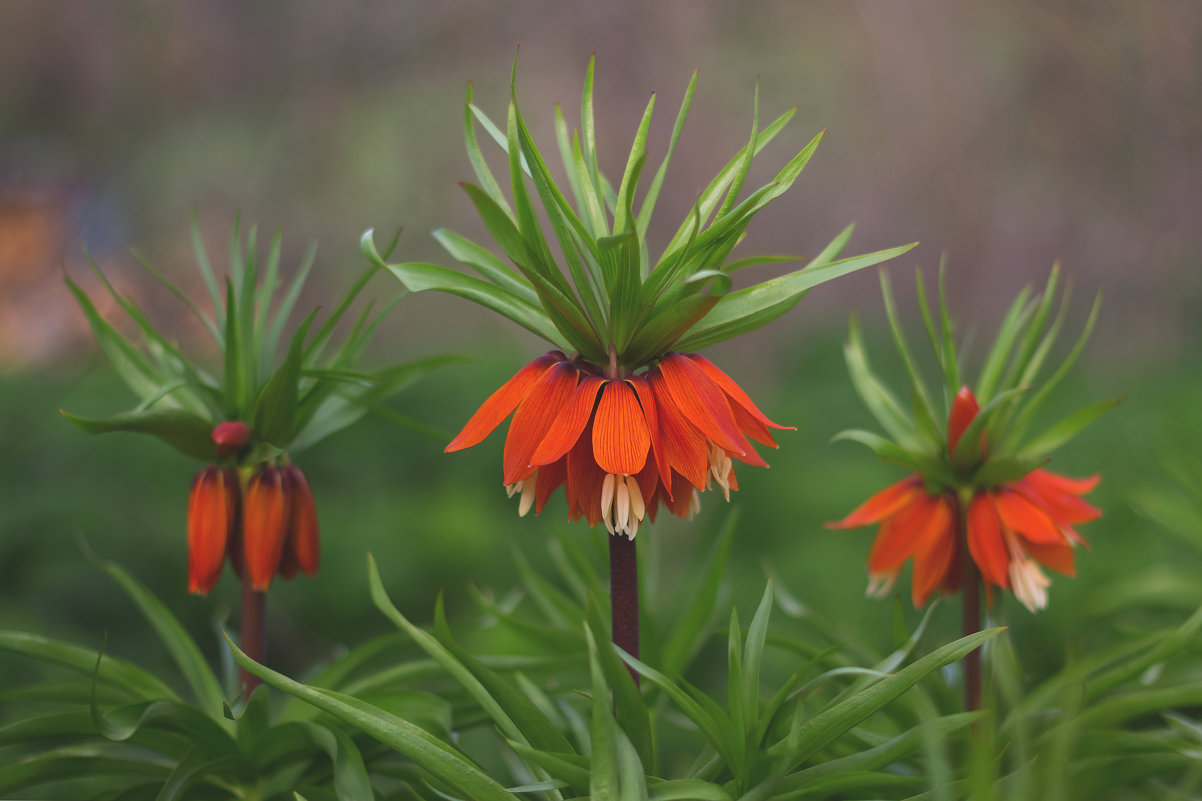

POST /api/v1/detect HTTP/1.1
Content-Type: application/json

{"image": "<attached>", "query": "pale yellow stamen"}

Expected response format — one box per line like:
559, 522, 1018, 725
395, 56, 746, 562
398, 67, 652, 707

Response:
866, 571, 898, 598
1005, 530, 1050, 613
505, 472, 538, 517
602, 473, 645, 539
705, 441, 734, 501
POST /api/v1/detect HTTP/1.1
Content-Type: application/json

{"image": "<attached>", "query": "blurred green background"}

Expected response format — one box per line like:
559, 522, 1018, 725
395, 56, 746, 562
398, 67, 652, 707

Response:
2, 2, 1201, 688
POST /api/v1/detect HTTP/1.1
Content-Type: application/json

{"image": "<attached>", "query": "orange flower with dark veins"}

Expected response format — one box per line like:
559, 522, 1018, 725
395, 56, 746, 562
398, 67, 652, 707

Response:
829, 387, 1100, 612
447, 351, 791, 537
187, 467, 239, 595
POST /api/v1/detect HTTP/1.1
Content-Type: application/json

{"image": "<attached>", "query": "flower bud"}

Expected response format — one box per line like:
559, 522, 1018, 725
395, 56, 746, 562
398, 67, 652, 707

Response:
187, 466, 238, 595
947, 386, 981, 455
212, 421, 252, 459
280, 465, 320, 579
242, 467, 290, 592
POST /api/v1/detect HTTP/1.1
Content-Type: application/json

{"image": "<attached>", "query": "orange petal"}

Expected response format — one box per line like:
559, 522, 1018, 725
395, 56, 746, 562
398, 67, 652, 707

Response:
187, 467, 237, 595
992, 489, 1065, 545
1015, 482, 1101, 527
648, 369, 709, 490
530, 375, 603, 466
967, 493, 1009, 588
534, 457, 567, 514
656, 354, 751, 456
567, 420, 606, 526
446, 352, 564, 453
592, 379, 651, 476
243, 467, 291, 592
730, 400, 777, 449
867, 491, 946, 574
946, 386, 980, 455
1023, 540, 1076, 576
911, 497, 956, 606
503, 361, 580, 484
629, 376, 673, 494
283, 466, 320, 578
827, 476, 923, 529
1024, 468, 1100, 496
686, 353, 793, 436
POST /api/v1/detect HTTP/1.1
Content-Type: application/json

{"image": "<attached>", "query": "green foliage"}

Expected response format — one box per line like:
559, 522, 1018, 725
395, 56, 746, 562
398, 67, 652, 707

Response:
838, 265, 1123, 491
63, 220, 452, 464
367, 56, 914, 372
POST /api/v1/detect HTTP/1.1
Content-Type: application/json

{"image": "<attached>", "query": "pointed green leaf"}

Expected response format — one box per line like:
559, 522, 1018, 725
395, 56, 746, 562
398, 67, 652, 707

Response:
60, 408, 214, 461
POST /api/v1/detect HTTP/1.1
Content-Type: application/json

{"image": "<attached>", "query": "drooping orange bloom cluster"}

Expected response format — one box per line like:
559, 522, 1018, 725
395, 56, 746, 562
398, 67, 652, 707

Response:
829, 388, 1100, 612
186, 423, 321, 595
447, 351, 791, 538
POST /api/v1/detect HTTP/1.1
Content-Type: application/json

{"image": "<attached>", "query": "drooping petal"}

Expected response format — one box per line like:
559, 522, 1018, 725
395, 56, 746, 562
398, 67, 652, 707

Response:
648, 369, 709, 490
911, 497, 956, 606
686, 353, 793, 436
629, 376, 672, 493
867, 491, 949, 574
534, 457, 567, 514
655, 354, 751, 457
187, 467, 238, 595
1024, 468, 1100, 496
446, 352, 565, 453
530, 375, 603, 466
946, 386, 980, 455
827, 476, 924, 529
567, 420, 606, 526
243, 467, 291, 592
729, 400, 777, 449
992, 489, 1065, 545
1016, 471, 1102, 525
967, 493, 1009, 588
592, 379, 650, 476
1023, 539, 1076, 576
503, 361, 580, 484
282, 466, 320, 578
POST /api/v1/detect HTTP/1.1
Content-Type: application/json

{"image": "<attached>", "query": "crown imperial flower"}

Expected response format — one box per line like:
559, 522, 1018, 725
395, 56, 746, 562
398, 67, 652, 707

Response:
829, 267, 1119, 612
367, 57, 910, 535
187, 466, 239, 595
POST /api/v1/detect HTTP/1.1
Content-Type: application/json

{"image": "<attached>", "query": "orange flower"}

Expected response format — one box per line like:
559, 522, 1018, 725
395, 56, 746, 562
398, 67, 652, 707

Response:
241, 465, 322, 591
447, 351, 791, 537
829, 387, 1100, 612
187, 467, 239, 595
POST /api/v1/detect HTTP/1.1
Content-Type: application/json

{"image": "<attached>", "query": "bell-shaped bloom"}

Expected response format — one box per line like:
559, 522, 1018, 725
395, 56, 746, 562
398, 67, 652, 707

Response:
278, 465, 320, 580
211, 421, 252, 459
243, 466, 291, 591
187, 466, 239, 595
447, 351, 791, 538
829, 387, 1101, 611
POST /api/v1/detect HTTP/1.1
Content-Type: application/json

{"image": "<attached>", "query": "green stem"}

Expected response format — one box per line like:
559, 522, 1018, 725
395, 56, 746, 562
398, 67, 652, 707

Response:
960, 498, 982, 713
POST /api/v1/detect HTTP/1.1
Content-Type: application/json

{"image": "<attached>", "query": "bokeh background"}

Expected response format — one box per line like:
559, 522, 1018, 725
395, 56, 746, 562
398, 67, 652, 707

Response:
3, 1, 1201, 684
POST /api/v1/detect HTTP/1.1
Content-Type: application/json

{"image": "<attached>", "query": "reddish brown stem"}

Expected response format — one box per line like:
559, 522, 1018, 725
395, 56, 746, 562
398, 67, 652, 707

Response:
239, 573, 266, 696
960, 500, 982, 714
609, 533, 640, 686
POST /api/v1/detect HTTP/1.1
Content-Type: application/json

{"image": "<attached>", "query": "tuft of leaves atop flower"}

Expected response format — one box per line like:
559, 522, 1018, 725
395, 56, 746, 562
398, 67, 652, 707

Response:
363, 55, 914, 373
62, 218, 461, 464
837, 264, 1123, 491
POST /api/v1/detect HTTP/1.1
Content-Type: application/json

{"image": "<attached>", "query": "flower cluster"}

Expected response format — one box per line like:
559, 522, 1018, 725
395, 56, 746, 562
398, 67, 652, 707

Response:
186, 422, 321, 595
829, 268, 1116, 611
830, 388, 1099, 611
65, 221, 431, 595
368, 59, 909, 536
448, 351, 788, 538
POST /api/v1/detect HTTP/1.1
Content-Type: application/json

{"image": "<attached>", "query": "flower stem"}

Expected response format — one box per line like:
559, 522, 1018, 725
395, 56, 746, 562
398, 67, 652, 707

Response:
609, 533, 639, 686
240, 573, 266, 695
959, 499, 982, 714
